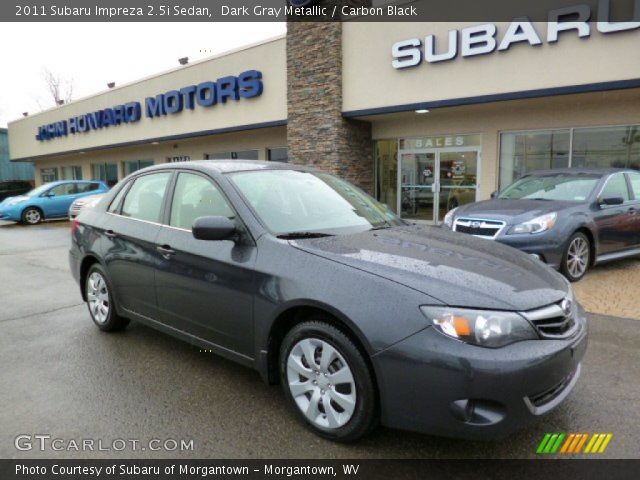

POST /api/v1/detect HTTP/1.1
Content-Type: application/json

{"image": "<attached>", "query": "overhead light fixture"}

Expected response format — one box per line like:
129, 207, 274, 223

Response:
107, 82, 116, 89
415, 109, 430, 114
178, 57, 189, 66
151, 141, 160, 145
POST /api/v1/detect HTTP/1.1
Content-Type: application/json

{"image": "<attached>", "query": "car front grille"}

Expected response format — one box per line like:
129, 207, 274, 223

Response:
453, 218, 505, 239
521, 299, 578, 339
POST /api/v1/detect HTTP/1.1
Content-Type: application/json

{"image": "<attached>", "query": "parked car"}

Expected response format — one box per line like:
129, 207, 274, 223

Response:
69, 193, 106, 220
443, 168, 640, 281
70, 161, 586, 441
0, 180, 32, 202
0, 180, 109, 224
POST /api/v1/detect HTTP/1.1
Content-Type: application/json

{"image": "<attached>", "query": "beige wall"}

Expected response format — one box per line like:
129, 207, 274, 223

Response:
343, 22, 640, 112
33, 126, 286, 186
368, 88, 640, 199
9, 36, 286, 161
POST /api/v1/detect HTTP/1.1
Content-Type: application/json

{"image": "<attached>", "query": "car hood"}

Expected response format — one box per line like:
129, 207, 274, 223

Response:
0, 195, 29, 206
290, 224, 568, 311
454, 198, 578, 225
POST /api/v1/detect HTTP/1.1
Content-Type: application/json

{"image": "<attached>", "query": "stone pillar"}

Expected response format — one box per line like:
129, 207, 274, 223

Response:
286, 21, 374, 194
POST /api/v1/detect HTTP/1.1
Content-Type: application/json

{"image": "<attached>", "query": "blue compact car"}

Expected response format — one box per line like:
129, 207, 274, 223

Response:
0, 180, 110, 224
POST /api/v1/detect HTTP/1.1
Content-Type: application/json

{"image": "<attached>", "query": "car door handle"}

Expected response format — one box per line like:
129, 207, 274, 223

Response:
156, 245, 175, 258
105, 230, 117, 238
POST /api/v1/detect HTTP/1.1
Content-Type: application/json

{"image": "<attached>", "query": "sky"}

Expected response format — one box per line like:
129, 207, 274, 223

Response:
0, 22, 286, 127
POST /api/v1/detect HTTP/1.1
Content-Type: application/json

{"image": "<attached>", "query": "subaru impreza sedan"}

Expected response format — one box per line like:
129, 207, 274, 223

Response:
69, 161, 587, 441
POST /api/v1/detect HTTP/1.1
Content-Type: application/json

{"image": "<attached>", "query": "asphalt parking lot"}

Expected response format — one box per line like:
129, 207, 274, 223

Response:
1, 219, 639, 459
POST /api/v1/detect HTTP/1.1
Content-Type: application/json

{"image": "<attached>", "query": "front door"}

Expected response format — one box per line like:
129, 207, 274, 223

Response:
398, 149, 479, 224
154, 171, 257, 357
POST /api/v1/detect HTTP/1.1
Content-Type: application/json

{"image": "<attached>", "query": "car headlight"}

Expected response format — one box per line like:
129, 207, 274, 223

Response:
6, 197, 27, 206
508, 212, 557, 235
420, 306, 538, 347
443, 207, 458, 229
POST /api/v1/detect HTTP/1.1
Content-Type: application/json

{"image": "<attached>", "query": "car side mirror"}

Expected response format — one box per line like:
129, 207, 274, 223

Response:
43, 192, 55, 198
490, 191, 499, 199
599, 196, 624, 206
192, 216, 237, 241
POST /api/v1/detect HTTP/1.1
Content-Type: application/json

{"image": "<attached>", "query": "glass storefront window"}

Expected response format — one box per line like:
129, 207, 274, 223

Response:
61, 166, 82, 180
123, 159, 154, 176
40, 168, 58, 184
572, 125, 640, 170
268, 147, 288, 163
499, 130, 570, 188
375, 140, 398, 212
500, 125, 640, 188
92, 163, 119, 187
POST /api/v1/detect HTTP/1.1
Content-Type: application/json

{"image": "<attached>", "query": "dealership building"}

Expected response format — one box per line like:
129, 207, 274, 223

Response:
8, 19, 640, 223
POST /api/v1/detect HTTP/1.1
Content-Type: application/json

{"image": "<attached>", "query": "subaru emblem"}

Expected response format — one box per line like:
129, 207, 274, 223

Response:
471, 221, 481, 229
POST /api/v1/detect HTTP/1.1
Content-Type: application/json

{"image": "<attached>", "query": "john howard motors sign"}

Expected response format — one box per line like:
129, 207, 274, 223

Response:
35, 70, 263, 142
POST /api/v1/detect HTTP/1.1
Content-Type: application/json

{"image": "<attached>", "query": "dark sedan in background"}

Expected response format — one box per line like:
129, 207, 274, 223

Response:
444, 168, 640, 281
69, 161, 586, 442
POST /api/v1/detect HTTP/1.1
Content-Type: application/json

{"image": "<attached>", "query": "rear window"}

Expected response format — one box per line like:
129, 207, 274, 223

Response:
120, 173, 171, 223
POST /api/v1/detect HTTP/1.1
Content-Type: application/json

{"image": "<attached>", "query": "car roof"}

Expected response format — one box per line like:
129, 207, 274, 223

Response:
139, 160, 314, 175
526, 167, 635, 176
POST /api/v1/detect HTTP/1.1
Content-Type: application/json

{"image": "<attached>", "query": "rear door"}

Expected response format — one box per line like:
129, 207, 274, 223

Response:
154, 171, 257, 356
102, 171, 172, 320
593, 172, 635, 254
626, 172, 640, 246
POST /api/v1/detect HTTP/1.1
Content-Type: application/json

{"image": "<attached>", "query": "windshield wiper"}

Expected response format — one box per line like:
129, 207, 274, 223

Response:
529, 197, 553, 201
277, 231, 335, 239
369, 224, 392, 231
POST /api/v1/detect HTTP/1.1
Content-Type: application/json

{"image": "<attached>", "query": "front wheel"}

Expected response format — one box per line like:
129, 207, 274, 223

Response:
85, 264, 128, 331
21, 207, 42, 225
561, 232, 591, 282
280, 320, 377, 442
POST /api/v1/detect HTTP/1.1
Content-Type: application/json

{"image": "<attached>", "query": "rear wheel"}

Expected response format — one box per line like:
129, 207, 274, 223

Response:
85, 264, 128, 331
561, 232, 591, 282
21, 207, 42, 225
279, 319, 377, 442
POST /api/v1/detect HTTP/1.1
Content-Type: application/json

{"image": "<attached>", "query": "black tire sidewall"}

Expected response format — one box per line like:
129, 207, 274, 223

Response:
562, 232, 590, 282
279, 320, 377, 442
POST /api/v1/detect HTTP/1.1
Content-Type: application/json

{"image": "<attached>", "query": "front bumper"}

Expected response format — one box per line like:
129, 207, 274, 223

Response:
0, 206, 21, 222
496, 232, 566, 269
372, 305, 588, 439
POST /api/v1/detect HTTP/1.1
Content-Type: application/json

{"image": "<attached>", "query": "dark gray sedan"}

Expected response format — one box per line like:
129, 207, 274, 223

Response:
69, 161, 587, 441
444, 168, 640, 281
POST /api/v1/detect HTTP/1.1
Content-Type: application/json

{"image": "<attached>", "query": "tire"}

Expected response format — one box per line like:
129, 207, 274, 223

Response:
279, 319, 377, 442
85, 264, 129, 331
561, 232, 591, 282
21, 207, 43, 225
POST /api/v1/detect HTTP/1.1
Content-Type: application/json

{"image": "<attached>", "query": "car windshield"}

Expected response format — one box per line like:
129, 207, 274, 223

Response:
499, 174, 600, 201
25, 184, 53, 197
230, 169, 403, 235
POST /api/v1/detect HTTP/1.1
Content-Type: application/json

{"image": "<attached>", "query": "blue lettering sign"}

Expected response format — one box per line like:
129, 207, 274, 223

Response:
36, 70, 263, 141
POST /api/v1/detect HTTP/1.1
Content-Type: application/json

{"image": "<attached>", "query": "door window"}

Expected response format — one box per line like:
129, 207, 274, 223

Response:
600, 173, 630, 202
121, 173, 171, 223
628, 172, 640, 200
48, 183, 77, 196
77, 182, 100, 193
169, 173, 234, 230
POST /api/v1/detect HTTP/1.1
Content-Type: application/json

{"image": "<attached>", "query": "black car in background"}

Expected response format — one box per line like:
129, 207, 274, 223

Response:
0, 180, 32, 202
444, 168, 640, 281
69, 161, 586, 441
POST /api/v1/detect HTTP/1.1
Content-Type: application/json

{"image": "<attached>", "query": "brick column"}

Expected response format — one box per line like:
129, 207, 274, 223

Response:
286, 21, 374, 194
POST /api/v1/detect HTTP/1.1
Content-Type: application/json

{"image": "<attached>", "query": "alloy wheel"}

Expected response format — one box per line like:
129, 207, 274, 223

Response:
566, 236, 589, 279
286, 338, 357, 429
87, 272, 110, 324
24, 209, 41, 224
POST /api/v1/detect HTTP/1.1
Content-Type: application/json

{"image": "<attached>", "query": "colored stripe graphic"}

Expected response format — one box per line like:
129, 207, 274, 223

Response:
537, 433, 613, 454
